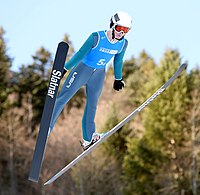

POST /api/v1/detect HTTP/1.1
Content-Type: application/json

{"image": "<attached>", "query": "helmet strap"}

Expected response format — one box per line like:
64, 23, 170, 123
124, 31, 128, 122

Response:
112, 29, 115, 39
115, 36, 124, 41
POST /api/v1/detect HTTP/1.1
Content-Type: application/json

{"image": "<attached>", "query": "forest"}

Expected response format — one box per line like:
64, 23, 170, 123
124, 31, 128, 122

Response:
0, 26, 200, 195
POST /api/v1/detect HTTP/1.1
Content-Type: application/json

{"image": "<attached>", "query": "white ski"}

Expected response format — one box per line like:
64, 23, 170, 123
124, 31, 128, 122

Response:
44, 62, 187, 185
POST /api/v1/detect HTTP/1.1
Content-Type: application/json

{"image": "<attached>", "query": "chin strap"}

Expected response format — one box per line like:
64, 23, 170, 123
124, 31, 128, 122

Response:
115, 36, 124, 41
112, 29, 115, 39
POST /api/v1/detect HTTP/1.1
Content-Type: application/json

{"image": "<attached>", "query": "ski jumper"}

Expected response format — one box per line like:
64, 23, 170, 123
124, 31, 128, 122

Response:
49, 30, 128, 141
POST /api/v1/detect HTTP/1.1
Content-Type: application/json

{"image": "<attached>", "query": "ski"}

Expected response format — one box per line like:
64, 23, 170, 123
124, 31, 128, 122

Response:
44, 62, 187, 185
28, 41, 69, 182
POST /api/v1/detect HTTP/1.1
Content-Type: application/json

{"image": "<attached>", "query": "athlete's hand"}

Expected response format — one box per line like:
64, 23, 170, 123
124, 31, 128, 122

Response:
61, 68, 68, 78
113, 79, 125, 91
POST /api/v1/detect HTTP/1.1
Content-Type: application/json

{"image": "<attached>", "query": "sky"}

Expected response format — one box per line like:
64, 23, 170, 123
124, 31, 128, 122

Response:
1, 0, 200, 72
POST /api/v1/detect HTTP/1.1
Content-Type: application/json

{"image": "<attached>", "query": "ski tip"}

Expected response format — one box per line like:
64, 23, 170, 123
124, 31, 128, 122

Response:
58, 41, 69, 49
181, 61, 188, 69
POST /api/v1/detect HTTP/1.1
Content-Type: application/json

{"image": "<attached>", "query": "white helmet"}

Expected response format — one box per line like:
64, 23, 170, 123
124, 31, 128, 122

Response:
110, 11, 132, 29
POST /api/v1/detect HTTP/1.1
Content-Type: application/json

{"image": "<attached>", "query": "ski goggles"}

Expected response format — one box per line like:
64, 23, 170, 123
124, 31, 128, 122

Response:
114, 25, 130, 33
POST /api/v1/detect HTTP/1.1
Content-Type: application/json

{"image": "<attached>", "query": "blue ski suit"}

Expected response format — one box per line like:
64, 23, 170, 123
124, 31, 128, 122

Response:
49, 30, 128, 141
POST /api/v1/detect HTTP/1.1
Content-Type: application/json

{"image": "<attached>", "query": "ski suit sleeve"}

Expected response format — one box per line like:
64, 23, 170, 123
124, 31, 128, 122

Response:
64, 32, 98, 70
113, 39, 128, 80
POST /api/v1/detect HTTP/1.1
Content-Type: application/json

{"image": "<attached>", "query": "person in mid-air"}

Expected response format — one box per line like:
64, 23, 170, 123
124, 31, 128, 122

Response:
49, 11, 132, 150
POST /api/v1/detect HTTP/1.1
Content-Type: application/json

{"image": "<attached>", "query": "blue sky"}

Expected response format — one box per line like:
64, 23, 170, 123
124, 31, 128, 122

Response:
1, 0, 200, 71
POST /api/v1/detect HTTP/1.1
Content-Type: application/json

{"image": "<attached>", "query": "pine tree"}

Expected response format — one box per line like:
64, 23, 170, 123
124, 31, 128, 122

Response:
122, 56, 137, 80
102, 103, 131, 163
126, 50, 156, 107
187, 67, 200, 195
0, 27, 12, 116
123, 49, 190, 194
14, 47, 51, 134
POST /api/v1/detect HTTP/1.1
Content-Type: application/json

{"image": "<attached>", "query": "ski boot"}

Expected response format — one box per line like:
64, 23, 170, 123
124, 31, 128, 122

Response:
80, 132, 103, 151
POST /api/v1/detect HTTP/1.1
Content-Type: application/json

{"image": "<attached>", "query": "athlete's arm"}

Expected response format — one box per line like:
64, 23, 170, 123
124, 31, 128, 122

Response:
113, 39, 128, 80
64, 32, 98, 70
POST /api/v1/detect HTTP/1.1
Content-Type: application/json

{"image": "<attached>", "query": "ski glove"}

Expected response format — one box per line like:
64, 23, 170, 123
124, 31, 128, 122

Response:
113, 79, 125, 91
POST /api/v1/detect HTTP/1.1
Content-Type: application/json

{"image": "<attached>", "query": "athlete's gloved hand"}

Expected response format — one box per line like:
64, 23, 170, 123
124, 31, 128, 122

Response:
61, 68, 68, 78
113, 79, 125, 91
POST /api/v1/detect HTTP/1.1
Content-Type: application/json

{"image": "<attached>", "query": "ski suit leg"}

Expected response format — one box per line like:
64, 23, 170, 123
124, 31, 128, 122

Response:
82, 68, 106, 141
49, 63, 93, 132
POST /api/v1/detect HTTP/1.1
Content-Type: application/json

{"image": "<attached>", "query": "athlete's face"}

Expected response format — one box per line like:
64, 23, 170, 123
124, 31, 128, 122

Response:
113, 25, 130, 39
114, 30, 126, 39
